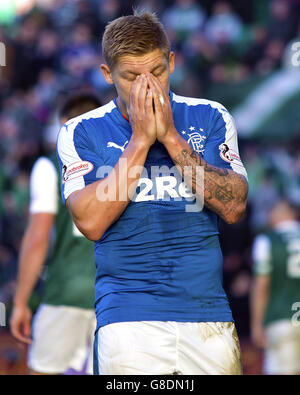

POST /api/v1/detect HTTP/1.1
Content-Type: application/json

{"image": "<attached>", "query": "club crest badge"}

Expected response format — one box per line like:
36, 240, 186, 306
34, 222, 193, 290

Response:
187, 132, 206, 154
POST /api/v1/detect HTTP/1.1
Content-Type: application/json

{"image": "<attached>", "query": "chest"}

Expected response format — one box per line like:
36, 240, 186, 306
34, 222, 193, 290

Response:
100, 119, 209, 169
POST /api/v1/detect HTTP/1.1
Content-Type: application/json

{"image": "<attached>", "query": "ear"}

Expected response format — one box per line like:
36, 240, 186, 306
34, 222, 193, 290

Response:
100, 64, 114, 85
169, 52, 175, 75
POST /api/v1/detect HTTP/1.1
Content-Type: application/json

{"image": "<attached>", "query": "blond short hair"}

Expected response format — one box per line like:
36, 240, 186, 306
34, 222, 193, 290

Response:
102, 11, 171, 69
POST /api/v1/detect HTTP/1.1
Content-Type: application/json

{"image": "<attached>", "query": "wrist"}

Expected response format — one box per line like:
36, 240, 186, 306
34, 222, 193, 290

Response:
159, 126, 179, 146
130, 135, 153, 151
13, 295, 29, 308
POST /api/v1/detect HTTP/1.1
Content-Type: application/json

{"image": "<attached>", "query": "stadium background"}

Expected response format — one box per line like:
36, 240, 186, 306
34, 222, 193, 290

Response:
0, 0, 299, 375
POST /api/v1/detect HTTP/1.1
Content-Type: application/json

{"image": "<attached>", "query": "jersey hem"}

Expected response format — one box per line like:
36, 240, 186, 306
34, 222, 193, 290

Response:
96, 311, 234, 330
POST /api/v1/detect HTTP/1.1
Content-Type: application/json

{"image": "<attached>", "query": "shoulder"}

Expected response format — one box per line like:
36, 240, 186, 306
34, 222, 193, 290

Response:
171, 92, 228, 114
253, 233, 271, 247
65, 100, 117, 132
252, 234, 271, 260
31, 156, 57, 179
171, 92, 233, 131
57, 100, 117, 148
30, 157, 58, 203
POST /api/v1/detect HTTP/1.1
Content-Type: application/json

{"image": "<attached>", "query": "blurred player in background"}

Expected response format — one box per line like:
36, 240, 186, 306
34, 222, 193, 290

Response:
9, 92, 102, 375
251, 199, 300, 375
57, 12, 248, 375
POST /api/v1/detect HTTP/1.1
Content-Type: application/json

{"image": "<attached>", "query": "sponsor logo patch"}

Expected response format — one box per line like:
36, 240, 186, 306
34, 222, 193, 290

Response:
62, 161, 93, 183
219, 143, 243, 165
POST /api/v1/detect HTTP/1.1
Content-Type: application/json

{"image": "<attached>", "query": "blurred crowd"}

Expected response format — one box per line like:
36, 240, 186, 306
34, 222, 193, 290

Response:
0, 0, 300, 349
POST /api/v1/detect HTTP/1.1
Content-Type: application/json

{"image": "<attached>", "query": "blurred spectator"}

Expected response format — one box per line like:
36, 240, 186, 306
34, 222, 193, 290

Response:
251, 199, 300, 374
74, 0, 100, 37
48, 0, 79, 34
95, 0, 122, 36
11, 17, 41, 90
243, 25, 268, 70
162, 0, 206, 46
204, 1, 243, 47
35, 30, 59, 73
268, 0, 296, 42
61, 22, 98, 83
256, 38, 285, 74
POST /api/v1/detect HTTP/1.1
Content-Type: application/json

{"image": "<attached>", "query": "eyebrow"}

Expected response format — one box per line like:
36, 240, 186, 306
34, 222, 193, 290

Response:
122, 64, 165, 76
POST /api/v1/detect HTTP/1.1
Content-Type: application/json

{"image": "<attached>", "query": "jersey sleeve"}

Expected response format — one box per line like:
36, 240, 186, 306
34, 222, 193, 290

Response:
252, 234, 272, 276
203, 104, 248, 179
56, 120, 105, 204
29, 157, 58, 214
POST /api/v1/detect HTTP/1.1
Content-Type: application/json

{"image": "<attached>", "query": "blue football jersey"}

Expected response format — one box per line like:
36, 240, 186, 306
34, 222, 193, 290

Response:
57, 92, 247, 330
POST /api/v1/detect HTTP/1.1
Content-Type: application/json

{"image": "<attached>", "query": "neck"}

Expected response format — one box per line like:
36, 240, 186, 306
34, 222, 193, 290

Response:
116, 97, 128, 119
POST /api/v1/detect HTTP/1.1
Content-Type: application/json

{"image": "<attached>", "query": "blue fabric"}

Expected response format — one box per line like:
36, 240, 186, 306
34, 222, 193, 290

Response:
57, 92, 245, 330
93, 328, 99, 375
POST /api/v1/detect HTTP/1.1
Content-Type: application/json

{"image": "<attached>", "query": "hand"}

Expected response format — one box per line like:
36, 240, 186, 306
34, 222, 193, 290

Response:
251, 324, 267, 349
127, 74, 157, 147
146, 73, 176, 144
10, 304, 32, 344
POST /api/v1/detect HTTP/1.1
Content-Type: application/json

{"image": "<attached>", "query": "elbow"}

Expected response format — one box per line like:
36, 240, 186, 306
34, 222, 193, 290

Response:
223, 179, 248, 224
84, 229, 104, 242
74, 220, 105, 242
223, 201, 247, 225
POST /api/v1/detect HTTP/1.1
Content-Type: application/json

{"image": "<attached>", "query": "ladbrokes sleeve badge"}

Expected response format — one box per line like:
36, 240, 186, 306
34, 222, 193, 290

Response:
62, 161, 94, 183
219, 143, 242, 166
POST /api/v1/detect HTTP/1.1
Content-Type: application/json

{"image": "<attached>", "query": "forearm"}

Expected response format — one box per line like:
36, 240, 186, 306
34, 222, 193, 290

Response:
250, 277, 269, 329
163, 129, 248, 223
68, 137, 150, 241
14, 230, 49, 307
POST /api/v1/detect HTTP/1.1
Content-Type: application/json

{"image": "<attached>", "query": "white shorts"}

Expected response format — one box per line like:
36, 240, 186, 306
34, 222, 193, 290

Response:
94, 321, 242, 375
28, 304, 96, 374
264, 319, 300, 375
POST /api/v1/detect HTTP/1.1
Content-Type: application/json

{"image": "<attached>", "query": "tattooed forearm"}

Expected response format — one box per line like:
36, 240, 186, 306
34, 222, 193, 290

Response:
173, 148, 248, 223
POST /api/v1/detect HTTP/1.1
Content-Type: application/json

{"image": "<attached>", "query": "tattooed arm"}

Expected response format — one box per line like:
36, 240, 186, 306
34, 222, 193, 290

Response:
146, 73, 248, 224
166, 134, 248, 224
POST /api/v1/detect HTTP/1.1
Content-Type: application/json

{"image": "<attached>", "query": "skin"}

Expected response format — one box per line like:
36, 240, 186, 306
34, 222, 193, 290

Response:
250, 275, 269, 349
100, 49, 175, 121
67, 48, 248, 240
